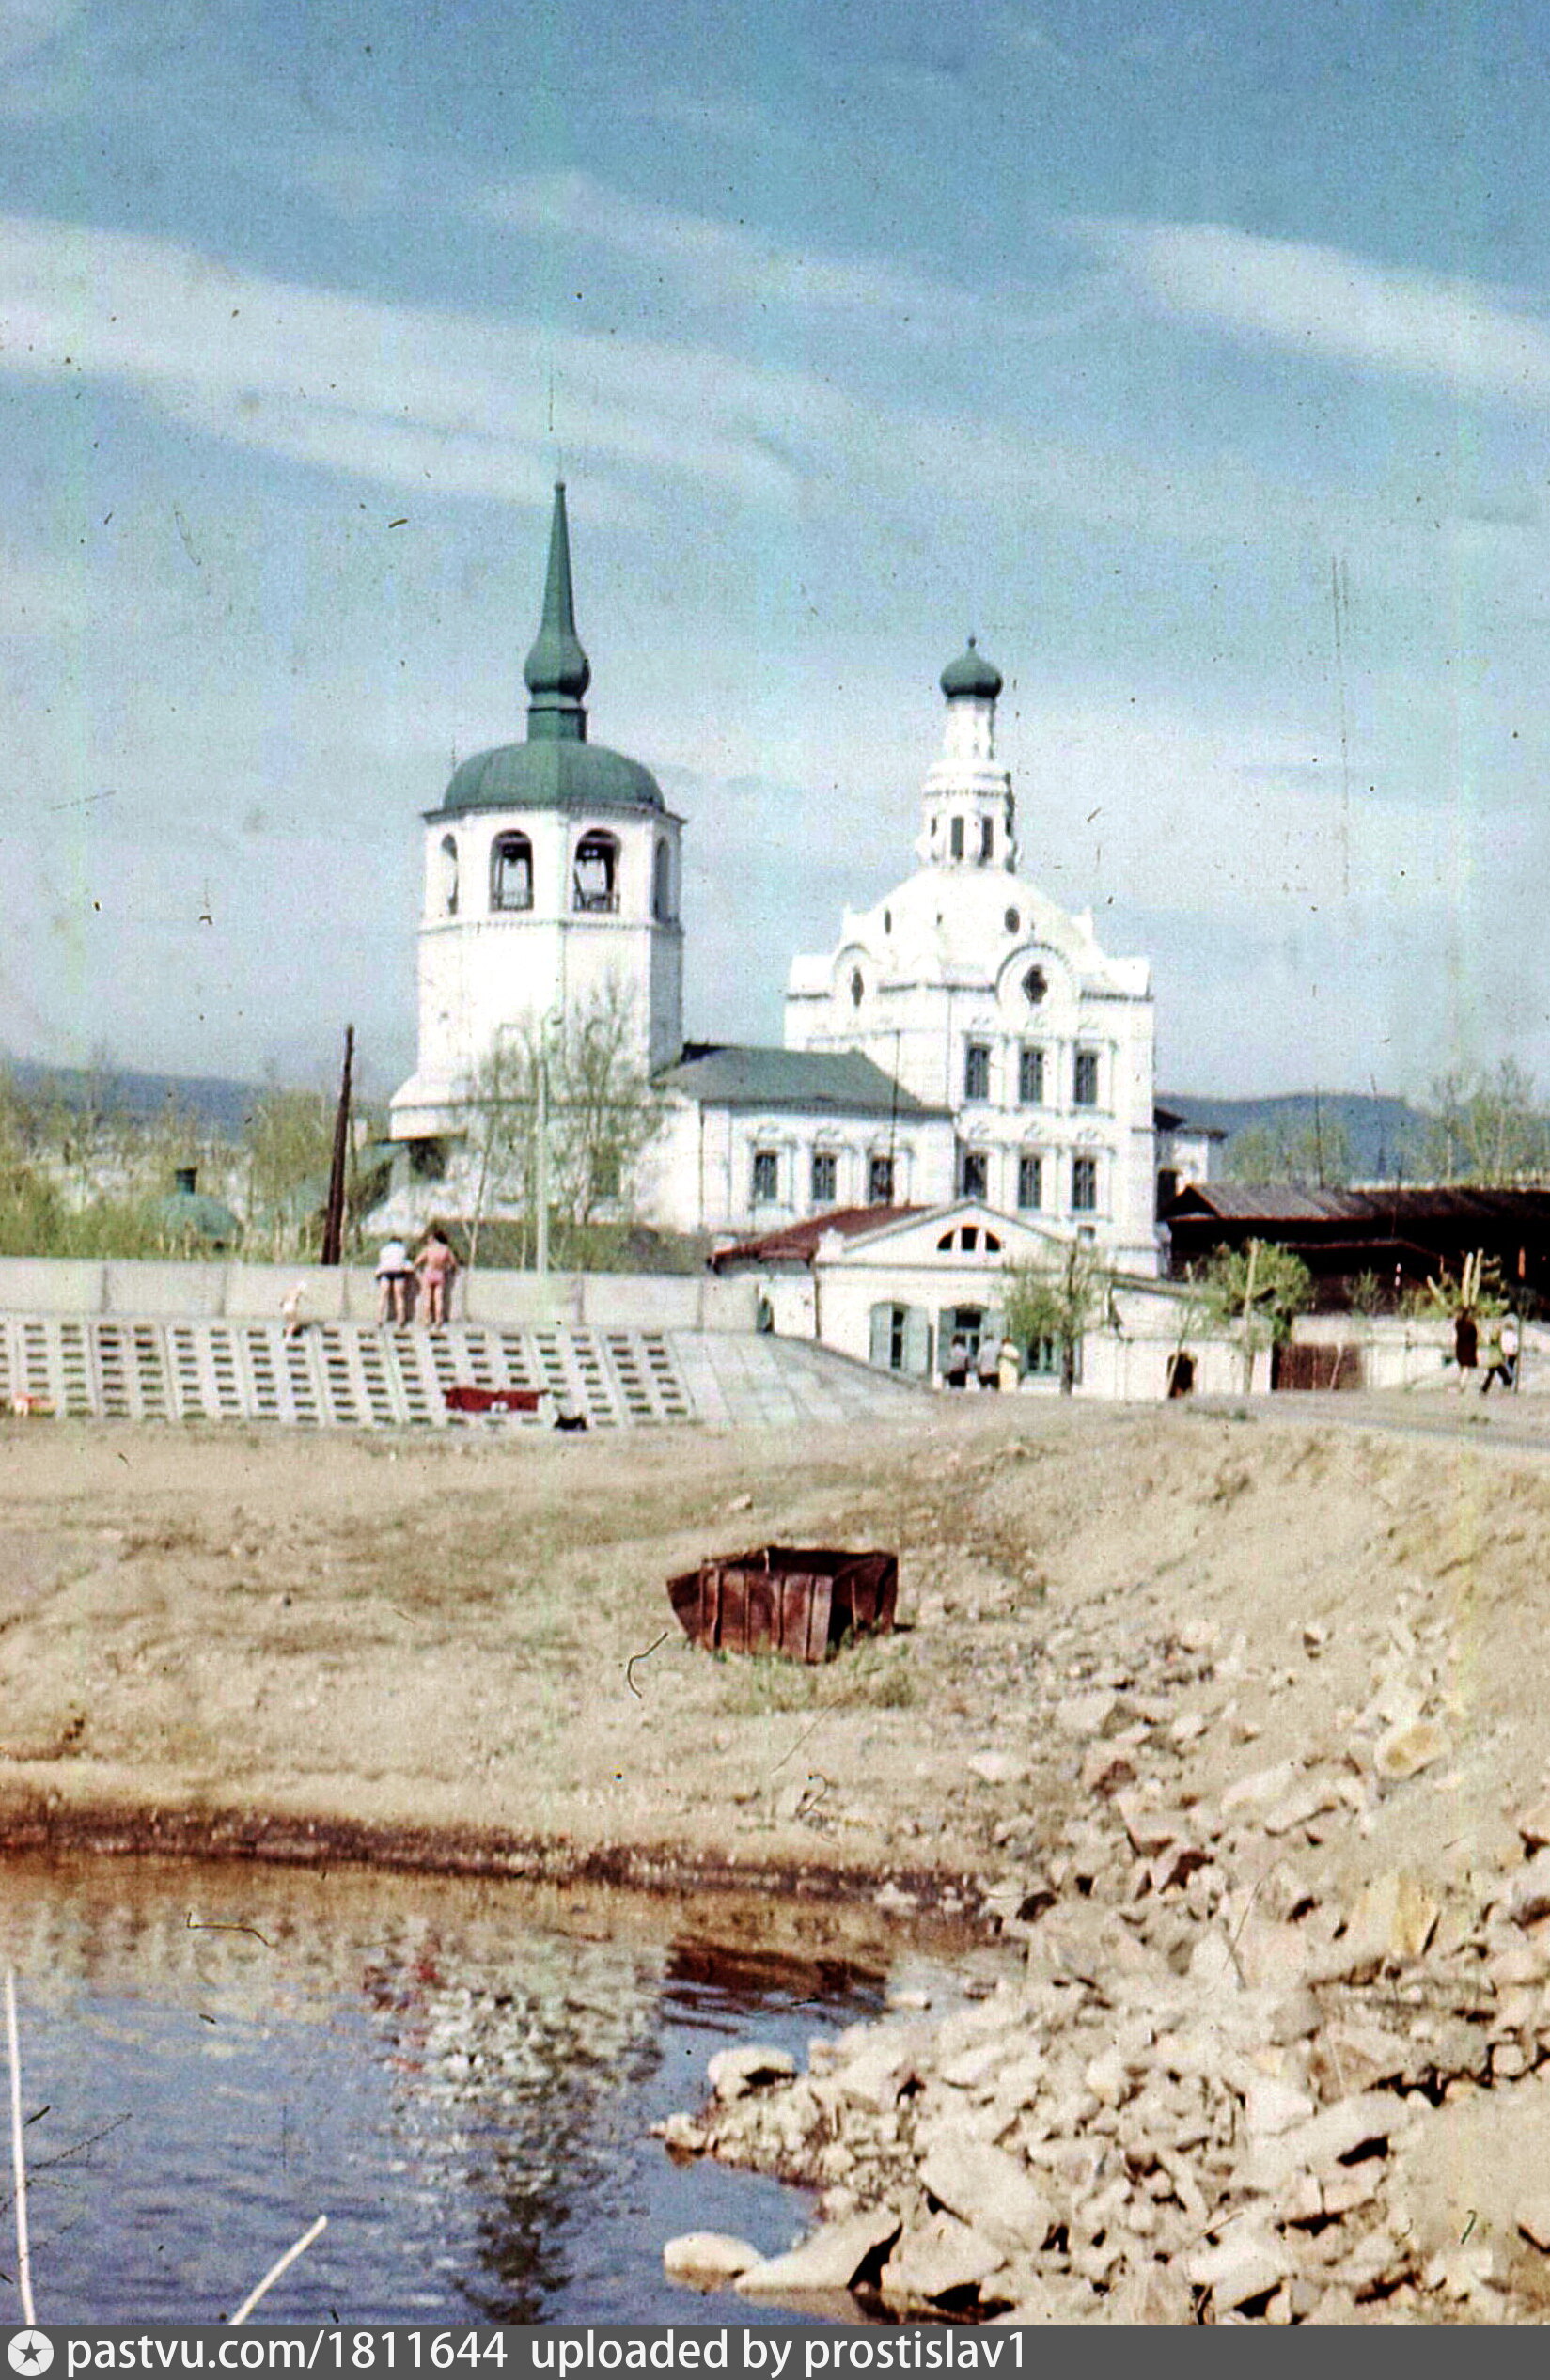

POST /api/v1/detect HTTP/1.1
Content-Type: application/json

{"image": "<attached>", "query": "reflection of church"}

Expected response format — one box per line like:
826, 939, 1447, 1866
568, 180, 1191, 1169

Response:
387, 488, 1161, 1275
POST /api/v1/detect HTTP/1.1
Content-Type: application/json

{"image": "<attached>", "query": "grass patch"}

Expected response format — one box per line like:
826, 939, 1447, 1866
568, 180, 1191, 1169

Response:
716, 1639, 916, 1715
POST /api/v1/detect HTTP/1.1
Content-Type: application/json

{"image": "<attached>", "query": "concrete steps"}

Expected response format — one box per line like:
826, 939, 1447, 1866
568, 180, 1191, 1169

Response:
0, 1315, 924, 1432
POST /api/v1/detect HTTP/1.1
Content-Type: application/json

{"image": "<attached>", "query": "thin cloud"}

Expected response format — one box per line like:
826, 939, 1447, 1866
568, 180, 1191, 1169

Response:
0, 210, 1345, 551
479, 170, 980, 318
1077, 217, 1550, 404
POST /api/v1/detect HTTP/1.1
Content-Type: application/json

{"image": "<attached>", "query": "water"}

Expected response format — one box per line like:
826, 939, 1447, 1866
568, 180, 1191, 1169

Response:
0, 1854, 963, 2327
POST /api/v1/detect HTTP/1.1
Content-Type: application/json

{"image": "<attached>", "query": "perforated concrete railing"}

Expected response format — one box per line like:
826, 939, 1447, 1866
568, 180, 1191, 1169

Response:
0, 1316, 700, 1432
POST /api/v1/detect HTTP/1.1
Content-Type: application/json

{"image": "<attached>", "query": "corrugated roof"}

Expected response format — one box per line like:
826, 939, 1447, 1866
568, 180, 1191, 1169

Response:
710, 1205, 922, 1271
1168, 1182, 1550, 1226
660, 1044, 941, 1116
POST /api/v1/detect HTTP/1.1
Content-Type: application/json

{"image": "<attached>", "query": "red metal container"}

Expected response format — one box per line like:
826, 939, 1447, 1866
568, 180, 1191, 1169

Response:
666, 1544, 898, 1664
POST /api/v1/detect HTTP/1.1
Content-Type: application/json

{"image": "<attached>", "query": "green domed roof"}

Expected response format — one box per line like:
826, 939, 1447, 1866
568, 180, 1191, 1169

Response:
438, 482, 664, 815
940, 636, 1003, 700
440, 737, 664, 815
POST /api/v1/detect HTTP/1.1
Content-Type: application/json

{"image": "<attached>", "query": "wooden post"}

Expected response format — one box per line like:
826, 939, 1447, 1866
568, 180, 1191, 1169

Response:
321, 1025, 353, 1267
1242, 1237, 1260, 1393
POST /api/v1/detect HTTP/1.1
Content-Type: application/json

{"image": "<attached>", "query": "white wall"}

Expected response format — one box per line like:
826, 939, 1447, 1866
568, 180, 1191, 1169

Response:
0, 1257, 759, 1332
1291, 1310, 1550, 1392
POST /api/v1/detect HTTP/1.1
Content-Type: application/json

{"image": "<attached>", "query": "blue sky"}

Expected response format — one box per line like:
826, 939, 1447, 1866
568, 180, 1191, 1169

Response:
3, 0, 1550, 1104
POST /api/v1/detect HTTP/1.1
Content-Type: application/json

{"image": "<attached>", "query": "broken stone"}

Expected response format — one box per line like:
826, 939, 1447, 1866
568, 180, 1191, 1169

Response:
733, 2204, 901, 2296
1505, 1848, 1550, 1926
1516, 2194, 1550, 2252
663, 2232, 762, 2285
1341, 1870, 1439, 1965
880, 2212, 1007, 2307
1372, 1720, 1448, 1783
919, 2133, 1053, 2254
706, 2043, 798, 2100
827, 2034, 918, 2114
1056, 1689, 1119, 1738
1115, 1792, 1188, 1857
1098, 2263, 1196, 2325
1516, 1803, 1550, 1854
1184, 2220, 1289, 2309
1221, 1760, 1303, 1817
1260, 1777, 1340, 1836
967, 1750, 1026, 1787
1080, 1742, 1137, 1796
1186, 1929, 1243, 1994
1243, 2075, 1316, 2137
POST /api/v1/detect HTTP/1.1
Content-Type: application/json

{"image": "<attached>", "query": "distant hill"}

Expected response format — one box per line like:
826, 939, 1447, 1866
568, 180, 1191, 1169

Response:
1159, 1091, 1433, 1183
2, 1056, 263, 1136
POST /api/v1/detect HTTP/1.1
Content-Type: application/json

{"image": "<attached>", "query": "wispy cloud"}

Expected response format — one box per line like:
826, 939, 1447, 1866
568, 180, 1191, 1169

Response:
478, 170, 979, 318
1077, 217, 1550, 404
0, 0, 76, 69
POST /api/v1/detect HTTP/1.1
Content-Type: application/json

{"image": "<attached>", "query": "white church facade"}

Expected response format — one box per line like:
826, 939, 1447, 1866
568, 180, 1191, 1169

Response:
385, 488, 1162, 1277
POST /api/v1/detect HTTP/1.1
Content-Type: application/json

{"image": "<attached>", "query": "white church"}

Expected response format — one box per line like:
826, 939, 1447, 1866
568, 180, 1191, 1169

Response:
385, 487, 1164, 1277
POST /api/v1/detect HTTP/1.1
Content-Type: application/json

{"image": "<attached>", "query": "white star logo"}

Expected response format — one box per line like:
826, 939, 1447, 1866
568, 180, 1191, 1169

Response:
8, 2334, 53, 2375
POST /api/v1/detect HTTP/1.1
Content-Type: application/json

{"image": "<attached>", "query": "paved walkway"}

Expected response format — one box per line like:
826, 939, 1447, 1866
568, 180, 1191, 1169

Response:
0, 1311, 926, 1433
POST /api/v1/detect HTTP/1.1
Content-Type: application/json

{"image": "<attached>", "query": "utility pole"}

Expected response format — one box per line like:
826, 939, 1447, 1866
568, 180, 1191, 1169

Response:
321, 1025, 353, 1267
1241, 1237, 1260, 1393
534, 1040, 551, 1281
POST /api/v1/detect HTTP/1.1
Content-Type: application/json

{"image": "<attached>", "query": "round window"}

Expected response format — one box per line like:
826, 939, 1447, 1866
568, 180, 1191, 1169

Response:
1023, 965, 1047, 1005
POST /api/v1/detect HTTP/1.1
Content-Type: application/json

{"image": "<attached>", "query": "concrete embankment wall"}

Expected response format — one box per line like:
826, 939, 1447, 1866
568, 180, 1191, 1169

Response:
0, 1257, 759, 1334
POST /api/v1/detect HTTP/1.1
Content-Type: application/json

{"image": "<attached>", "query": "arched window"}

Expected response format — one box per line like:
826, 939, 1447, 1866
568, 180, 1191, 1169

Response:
438, 833, 459, 916
490, 832, 533, 912
573, 830, 619, 913
949, 816, 965, 860
652, 838, 673, 923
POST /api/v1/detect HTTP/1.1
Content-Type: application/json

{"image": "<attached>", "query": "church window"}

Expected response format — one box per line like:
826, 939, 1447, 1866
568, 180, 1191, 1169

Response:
810, 1150, 838, 1204
573, 830, 619, 913
949, 816, 964, 860
884, 909, 893, 934
869, 1153, 895, 1203
963, 1042, 991, 1102
409, 1139, 446, 1182
1156, 1167, 1180, 1217
1074, 1047, 1100, 1107
751, 1148, 779, 1203
1022, 965, 1047, 1005
652, 838, 674, 923
491, 832, 534, 912
959, 1147, 988, 1199
439, 834, 459, 916
1005, 907, 1020, 934
1018, 1045, 1044, 1105
850, 967, 864, 1008
1072, 1154, 1098, 1212
979, 817, 994, 862
1017, 1152, 1042, 1209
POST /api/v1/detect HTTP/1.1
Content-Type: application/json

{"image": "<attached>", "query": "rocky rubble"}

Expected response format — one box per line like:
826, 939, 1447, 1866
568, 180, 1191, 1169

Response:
659, 1589, 1550, 2325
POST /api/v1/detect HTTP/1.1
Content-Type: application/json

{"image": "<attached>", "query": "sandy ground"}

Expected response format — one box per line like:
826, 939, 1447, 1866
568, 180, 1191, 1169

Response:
11, 1390, 1550, 2321
1, 1390, 1547, 1908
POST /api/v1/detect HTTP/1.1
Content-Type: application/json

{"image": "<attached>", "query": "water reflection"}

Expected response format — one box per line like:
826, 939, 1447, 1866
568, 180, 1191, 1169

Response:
0, 1855, 937, 2326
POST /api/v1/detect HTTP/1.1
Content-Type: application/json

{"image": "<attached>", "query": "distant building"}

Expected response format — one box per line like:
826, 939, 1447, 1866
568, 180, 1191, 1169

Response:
1163, 1181, 1550, 1308
384, 489, 1161, 1270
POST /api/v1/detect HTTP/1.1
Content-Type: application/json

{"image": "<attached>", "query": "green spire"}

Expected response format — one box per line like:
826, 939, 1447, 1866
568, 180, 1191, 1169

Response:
524, 482, 591, 741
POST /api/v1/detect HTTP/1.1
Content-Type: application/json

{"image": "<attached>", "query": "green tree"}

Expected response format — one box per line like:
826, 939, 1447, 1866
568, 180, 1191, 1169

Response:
1422, 1060, 1550, 1185
1002, 1241, 1113, 1394
241, 1084, 338, 1259
462, 982, 668, 1271
1223, 1116, 1352, 1189
1194, 1239, 1313, 1389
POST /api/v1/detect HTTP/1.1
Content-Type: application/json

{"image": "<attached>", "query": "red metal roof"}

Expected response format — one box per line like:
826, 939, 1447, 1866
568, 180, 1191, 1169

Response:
709, 1204, 921, 1271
